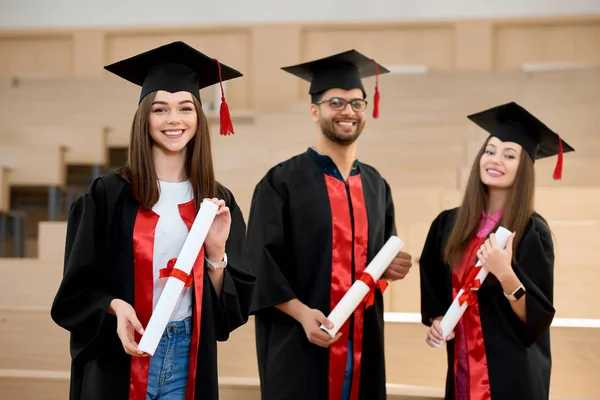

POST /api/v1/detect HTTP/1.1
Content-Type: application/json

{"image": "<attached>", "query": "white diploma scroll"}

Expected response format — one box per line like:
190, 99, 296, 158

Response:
138, 200, 219, 355
320, 236, 404, 338
438, 226, 513, 340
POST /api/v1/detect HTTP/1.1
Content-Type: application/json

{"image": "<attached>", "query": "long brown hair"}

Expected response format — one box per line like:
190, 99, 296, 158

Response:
443, 137, 536, 267
117, 91, 225, 211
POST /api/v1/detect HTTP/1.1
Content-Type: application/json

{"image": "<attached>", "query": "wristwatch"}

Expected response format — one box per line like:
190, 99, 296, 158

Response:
504, 284, 526, 301
206, 253, 227, 270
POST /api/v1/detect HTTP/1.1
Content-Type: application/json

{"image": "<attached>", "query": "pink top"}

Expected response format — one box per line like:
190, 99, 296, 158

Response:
475, 208, 503, 238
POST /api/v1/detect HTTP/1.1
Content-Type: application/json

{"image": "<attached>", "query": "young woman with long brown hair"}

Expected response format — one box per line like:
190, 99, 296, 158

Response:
51, 41, 255, 400
419, 102, 574, 400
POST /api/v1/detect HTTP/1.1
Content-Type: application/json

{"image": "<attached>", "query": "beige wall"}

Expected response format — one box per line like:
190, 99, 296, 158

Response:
0, 15, 598, 111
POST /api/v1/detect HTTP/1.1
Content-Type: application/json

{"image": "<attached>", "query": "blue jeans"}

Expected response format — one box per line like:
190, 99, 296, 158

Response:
341, 340, 353, 400
146, 318, 192, 400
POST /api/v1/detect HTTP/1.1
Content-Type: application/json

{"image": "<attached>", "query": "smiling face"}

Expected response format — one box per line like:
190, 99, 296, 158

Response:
479, 136, 523, 189
310, 88, 367, 146
148, 90, 198, 154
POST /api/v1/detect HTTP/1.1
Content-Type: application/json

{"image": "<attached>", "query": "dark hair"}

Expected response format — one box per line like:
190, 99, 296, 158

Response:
311, 92, 324, 104
117, 91, 227, 212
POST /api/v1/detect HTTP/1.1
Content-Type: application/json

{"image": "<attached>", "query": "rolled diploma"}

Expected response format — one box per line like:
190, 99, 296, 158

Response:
320, 236, 404, 338
439, 226, 513, 340
138, 200, 219, 355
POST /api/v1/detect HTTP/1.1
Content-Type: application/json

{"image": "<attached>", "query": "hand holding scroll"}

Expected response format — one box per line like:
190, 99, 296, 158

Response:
382, 250, 413, 281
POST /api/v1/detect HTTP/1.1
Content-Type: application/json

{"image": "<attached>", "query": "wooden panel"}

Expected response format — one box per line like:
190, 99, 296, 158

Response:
72, 30, 105, 77
300, 23, 455, 96
0, 370, 69, 400
535, 187, 600, 220
0, 126, 107, 165
380, 165, 460, 190
38, 222, 67, 261
0, 308, 70, 371
301, 24, 455, 69
251, 25, 302, 112
454, 21, 494, 70
0, 144, 66, 186
105, 30, 252, 109
0, 166, 9, 213
217, 317, 600, 397
0, 372, 445, 400
495, 22, 600, 69
2, 309, 597, 397
0, 37, 73, 77
0, 260, 63, 308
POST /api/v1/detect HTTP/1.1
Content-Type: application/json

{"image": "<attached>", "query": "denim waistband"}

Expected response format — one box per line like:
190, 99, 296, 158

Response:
164, 317, 192, 338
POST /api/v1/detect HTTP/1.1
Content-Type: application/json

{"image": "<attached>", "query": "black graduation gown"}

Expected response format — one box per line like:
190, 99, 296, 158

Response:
247, 149, 396, 400
50, 172, 255, 400
419, 208, 555, 400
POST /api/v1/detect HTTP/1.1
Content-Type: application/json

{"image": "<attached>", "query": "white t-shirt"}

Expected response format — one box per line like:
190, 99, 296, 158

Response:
151, 180, 194, 322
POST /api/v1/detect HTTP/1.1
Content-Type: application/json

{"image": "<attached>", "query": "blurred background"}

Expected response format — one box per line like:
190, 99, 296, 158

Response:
0, 0, 599, 398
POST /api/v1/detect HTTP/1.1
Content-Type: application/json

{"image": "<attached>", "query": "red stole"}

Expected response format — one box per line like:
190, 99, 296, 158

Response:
452, 237, 491, 400
325, 174, 383, 400
129, 199, 205, 400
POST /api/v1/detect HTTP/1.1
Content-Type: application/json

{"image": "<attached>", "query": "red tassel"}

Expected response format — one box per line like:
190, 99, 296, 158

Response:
219, 98, 234, 136
213, 58, 234, 136
372, 60, 380, 119
553, 134, 564, 180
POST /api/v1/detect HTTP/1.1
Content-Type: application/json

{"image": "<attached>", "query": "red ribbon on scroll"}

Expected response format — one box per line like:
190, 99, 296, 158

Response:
159, 258, 193, 287
359, 272, 389, 309
458, 265, 483, 306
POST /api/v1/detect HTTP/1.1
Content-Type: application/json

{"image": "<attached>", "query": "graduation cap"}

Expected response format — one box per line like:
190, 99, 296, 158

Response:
281, 49, 390, 118
104, 41, 242, 136
467, 101, 575, 180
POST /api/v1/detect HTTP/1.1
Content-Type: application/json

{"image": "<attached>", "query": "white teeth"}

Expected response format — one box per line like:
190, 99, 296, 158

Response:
163, 130, 184, 136
337, 121, 354, 126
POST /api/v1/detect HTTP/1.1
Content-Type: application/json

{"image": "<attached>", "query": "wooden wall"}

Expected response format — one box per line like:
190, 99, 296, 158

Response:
0, 14, 598, 111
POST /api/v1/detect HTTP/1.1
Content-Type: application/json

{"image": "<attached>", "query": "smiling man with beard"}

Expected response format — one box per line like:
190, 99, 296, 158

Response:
246, 50, 413, 400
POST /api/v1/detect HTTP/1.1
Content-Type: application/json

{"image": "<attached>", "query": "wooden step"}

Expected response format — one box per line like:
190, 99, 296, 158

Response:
0, 260, 63, 308
0, 126, 108, 165
0, 369, 69, 400
37, 222, 67, 261
0, 371, 447, 400
0, 144, 67, 187
1, 310, 597, 397
0, 165, 9, 213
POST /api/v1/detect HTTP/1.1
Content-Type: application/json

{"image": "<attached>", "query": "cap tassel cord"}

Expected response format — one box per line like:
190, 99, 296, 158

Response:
553, 134, 564, 180
214, 58, 234, 136
372, 60, 380, 119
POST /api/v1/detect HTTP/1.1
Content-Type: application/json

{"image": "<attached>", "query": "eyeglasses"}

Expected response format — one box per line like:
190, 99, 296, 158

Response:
316, 97, 368, 112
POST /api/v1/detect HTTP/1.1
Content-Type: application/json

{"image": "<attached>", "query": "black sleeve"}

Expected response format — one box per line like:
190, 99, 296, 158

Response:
50, 178, 116, 362
246, 173, 297, 314
211, 188, 256, 341
419, 211, 451, 327
384, 179, 397, 239
512, 218, 555, 346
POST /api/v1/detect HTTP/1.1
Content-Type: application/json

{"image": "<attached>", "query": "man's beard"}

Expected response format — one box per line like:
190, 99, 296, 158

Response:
319, 117, 365, 145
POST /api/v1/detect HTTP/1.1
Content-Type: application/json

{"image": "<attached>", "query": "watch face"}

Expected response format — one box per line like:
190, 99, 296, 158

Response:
514, 287, 526, 300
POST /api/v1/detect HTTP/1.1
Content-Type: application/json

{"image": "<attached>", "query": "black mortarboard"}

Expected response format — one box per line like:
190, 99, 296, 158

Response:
468, 101, 574, 179
104, 41, 242, 135
281, 49, 390, 118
